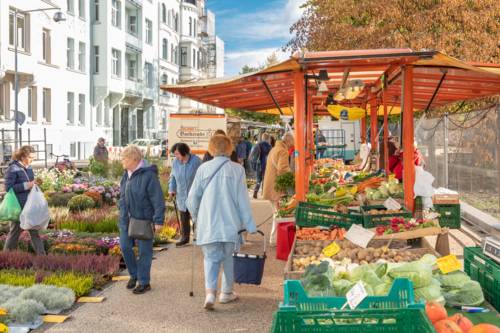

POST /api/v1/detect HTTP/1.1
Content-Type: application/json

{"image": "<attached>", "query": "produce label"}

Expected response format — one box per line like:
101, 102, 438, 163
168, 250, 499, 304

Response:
346, 282, 368, 309
322, 242, 341, 257
345, 224, 375, 248
383, 197, 402, 211
436, 255, 461, 274
43, 315, 70, 323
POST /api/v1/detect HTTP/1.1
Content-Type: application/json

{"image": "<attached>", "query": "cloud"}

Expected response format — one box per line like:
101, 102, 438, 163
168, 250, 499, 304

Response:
221, 0, 306, 42
224, 48, 289, 75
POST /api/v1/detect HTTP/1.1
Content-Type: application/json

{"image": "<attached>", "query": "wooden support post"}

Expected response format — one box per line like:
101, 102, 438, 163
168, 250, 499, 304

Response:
361, 116, 367, 143
293, 72, 306, 201
402, 66, 415, 211
305, 95, 314, 191
383, 89, 389, 171
370, 95, 378, 151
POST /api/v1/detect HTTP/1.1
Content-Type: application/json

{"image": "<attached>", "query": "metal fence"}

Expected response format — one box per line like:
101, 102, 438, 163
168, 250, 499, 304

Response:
414, 105, 500, 218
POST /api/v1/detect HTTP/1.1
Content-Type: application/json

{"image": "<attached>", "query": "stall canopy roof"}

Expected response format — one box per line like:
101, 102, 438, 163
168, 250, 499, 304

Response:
161, 49, 500, 115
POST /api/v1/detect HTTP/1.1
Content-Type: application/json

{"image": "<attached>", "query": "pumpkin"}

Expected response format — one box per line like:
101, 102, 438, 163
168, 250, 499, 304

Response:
434, 319, 462, 333
448, 314, 473, 333
468, 324, 500, 333
426, 302, 448, 323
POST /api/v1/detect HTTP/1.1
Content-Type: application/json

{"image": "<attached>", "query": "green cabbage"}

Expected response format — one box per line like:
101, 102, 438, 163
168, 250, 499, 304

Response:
443, 281, 484, 307
414, 279, 443, 304
332, 279, 355, 296
348, 265, 383, 287
388, 262, 432, 288
419, 254, 438, 267
374, 283, 393, 296
435, 271, 471, 291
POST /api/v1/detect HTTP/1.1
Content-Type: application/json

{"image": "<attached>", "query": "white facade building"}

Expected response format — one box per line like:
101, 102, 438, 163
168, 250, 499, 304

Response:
0, 0, 223, 158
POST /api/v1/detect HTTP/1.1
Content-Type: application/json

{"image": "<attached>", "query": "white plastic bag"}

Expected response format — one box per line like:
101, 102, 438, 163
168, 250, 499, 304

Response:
20, 185, 50, 230
414, 166, 435, 209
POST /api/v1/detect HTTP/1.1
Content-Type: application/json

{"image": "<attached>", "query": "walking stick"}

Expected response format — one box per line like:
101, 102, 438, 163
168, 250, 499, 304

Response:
189, 223, 196, 297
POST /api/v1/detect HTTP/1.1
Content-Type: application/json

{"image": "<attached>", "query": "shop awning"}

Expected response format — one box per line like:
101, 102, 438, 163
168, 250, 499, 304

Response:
161, 49, 500, 115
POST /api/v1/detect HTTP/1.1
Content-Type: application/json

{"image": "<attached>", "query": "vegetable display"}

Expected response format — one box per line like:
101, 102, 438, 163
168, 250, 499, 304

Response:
296, 228, 345, 241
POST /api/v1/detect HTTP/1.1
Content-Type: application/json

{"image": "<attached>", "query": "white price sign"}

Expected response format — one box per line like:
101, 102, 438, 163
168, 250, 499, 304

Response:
383, 197, 402, 211
346, 282, 368, 309
345, 224, 375, 248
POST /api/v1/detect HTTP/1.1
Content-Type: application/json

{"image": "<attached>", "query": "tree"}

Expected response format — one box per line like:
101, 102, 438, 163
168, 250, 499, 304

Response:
265, 52, 280, 67
239, 65, 260, 75
286, 0, 500, 63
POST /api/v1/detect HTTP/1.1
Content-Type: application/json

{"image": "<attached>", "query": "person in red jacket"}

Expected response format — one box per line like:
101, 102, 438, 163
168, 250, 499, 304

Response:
391, 142, 424, 181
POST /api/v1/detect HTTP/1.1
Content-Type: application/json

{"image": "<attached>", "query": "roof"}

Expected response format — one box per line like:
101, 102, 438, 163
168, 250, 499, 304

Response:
161, 49, 500, 115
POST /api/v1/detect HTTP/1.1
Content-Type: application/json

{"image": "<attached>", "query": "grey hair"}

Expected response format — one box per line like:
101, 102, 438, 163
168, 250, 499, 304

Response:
121, 145, 143, 161
282, 132, 294, 143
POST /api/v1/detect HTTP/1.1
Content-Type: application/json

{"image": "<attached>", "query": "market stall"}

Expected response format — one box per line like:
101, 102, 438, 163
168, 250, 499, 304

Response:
163, 49, 500, 332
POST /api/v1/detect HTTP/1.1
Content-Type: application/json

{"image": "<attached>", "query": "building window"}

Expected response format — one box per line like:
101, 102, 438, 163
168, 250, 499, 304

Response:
78, 42, 85, 72
104, 105, 110, 126
78, 94, 85, 125
70, 143, 76, 158
192, 48, 196, 68
9, 9, 29, 52
42, 88, 51, 122
197, 50, 201, 70
174, 13, 179, 32
162, 39, 168, 60
181, 47, 187, 67
94, 0, 99, 21
127, 14, 137, 35
67, 92, 74, 124
194, 19, 197, 37
189, 17, 192, 37
127, 55, 137, 80
145, 63, 153, 88
78, 0, 85, 19
112, 49, 121, 77
67, 38, 74, 69
161, 4, 166, 23
175, 46, 179, 64
28, 86, 37, 121
161, 74, 168, 95
67, 0, 74, 13
168, 10, 172, 27
94, 46, 99, 73
145, 19, 152, 44
42, 29, 51, 63
111, 0, 121, 28
96, 103, 102, 125
170, 45, 174, 63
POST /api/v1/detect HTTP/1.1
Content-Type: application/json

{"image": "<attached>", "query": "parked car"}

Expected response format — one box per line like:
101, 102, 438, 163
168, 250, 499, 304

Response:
130, 139, 162, 157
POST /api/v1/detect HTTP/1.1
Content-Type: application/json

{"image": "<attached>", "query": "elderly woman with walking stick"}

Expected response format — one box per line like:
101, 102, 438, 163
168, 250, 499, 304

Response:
187, 135, 257, 310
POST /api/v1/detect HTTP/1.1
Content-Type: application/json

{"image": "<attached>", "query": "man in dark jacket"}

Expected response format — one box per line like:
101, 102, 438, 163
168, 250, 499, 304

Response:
3, 145, 45, 255
93, 138, 109, 163
119, 145, 165, 294
251, 133, 272, 199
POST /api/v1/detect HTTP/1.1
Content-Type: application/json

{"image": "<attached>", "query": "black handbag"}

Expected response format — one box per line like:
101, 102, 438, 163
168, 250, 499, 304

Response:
128, 217, 154, 240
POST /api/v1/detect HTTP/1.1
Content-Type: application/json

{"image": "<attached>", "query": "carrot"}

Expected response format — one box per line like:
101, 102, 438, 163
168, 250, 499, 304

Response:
337, 228, 345, 240
330, 229, 338, 240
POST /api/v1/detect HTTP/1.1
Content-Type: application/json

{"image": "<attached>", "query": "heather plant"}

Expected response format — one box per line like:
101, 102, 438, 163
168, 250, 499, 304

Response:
84, 191, 103, 207
68, 195, 95, 212
47, 192, 76, 207
56, 208, 120, 233
42, 272, 93, 297
0, 251, 33, 270
0, 270, 36, 287
0, 233, 51, 254
20, 285, 75, 311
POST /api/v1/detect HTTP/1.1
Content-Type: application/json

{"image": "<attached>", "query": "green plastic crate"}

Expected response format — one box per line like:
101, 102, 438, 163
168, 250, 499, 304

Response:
433, 204, 461, 229
464, 247, 500, 312
270, 308, 435, 333
295, 201, 363, 228
361, 205, 412, 228
280, 278, 423, 312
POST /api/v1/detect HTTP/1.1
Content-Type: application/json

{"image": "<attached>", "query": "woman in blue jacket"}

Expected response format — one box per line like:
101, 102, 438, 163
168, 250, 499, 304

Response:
3, 146, 45, 255
119, 145, 165, 294
187, 135, 257, 310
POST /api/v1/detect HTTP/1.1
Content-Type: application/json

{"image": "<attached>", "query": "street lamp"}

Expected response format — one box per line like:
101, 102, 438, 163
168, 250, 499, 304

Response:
13, 6, 66, 149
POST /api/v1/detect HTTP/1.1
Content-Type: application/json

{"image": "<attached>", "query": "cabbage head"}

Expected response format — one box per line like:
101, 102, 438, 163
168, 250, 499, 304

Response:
443, 281, 484, 307
435, 271, 471, 291
414, 279, 444, 304
332, 279, 355, 296
388, 262, 432, 288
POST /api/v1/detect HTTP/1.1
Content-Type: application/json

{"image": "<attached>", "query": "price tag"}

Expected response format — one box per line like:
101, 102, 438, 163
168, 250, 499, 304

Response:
345, 224, 375, 248
322, 242, 341, 257
327, 186, 336, 194
383, 197, 402, 211
346, 282, 368, 309
0, 308, 7, 315
436, 255, 461, 274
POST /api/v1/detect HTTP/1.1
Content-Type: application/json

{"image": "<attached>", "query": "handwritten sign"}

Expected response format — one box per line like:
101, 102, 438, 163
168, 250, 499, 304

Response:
383, 197, 402, 211
346, 282, 368, 309
345, 224, 375, 248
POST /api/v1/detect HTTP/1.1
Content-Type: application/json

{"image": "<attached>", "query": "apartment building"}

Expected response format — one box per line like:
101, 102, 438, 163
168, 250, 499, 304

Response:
0, 0, 224, 158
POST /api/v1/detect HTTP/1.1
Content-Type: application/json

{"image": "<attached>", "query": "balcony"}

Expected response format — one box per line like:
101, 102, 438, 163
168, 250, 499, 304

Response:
125, 79, 143, 97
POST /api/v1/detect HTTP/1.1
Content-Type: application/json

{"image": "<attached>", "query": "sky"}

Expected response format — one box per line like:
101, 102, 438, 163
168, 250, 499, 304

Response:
206, 0, 306, 76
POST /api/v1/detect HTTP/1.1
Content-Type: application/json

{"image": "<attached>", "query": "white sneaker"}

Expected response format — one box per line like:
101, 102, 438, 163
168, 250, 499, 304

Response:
219, 292, 239, 304
204, 293, 215, 310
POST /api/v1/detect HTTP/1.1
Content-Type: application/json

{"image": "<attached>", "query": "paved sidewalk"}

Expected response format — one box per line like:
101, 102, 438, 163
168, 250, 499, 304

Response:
41, 199, 284, 333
